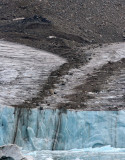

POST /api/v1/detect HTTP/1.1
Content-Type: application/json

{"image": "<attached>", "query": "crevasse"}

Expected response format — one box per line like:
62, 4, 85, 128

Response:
0, 106, 125, 151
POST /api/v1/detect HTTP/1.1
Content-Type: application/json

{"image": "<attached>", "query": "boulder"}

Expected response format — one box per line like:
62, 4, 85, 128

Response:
0, 145, 33, 160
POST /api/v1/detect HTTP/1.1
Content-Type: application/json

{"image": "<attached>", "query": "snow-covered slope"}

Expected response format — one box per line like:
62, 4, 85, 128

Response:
0, 40, 66, 106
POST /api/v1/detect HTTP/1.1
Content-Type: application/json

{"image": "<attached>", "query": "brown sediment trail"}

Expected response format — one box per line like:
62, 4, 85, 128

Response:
65, 58, 125, 110
42, 43, 125, 111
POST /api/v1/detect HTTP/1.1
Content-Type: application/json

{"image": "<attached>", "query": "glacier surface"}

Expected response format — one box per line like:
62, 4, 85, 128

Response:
0, 106, 125, 151
0, 40, 66, 106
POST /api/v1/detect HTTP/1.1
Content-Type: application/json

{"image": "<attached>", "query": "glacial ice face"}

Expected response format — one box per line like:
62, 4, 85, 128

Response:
0, 106, 125, 151
44, 42, 125, 108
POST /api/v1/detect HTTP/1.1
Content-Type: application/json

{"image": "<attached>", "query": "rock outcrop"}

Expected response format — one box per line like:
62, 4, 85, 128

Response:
0, 144, 33, 160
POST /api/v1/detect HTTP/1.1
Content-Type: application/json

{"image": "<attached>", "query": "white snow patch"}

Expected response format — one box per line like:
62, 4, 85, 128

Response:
47, 36, 56, 39
13, 17, 25, 21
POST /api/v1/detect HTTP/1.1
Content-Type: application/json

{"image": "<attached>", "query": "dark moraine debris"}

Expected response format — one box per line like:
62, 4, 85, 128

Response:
123, 30, 125, 40
0, 157, 14, 160
22, 15, 51, 24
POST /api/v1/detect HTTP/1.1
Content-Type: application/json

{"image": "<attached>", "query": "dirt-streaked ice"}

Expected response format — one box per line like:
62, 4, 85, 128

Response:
44, 42, 125, 108
0, 40, 66, 106
0, 107, 125, 151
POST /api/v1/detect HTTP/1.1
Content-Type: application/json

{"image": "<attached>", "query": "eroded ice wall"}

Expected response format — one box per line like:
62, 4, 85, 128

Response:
0, 106, 125, 151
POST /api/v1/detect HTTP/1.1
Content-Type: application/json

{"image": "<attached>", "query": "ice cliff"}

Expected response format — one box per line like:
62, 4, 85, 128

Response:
0, 106, 125, 151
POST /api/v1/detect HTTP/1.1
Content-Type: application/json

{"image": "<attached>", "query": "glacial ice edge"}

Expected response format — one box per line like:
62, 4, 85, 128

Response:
0, 106, 125, 151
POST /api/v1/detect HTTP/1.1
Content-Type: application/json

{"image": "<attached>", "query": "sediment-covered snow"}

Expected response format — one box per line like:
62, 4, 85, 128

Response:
0, 40, 66, 106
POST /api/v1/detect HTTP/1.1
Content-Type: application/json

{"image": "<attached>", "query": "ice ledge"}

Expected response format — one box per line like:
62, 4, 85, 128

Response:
22, 146, 125, 160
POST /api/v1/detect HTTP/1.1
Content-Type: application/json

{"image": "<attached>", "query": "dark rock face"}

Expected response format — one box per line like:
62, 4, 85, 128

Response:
21, 15, 51, 24
0, 0, 125, 47
0, 0, 125, 43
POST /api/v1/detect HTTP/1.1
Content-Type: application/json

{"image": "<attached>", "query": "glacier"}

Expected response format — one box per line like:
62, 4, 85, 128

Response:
0, 106, 125, 151
0, 41, 125, 159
